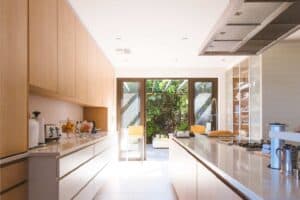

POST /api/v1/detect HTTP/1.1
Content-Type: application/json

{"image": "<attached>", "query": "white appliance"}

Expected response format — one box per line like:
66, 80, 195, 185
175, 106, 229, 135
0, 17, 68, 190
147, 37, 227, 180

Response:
32, 111, 45, 144
29, 116, 39, 148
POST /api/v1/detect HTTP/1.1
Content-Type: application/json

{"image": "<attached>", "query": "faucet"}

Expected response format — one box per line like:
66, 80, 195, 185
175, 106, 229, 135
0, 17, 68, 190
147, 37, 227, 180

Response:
210, 97, 218, 131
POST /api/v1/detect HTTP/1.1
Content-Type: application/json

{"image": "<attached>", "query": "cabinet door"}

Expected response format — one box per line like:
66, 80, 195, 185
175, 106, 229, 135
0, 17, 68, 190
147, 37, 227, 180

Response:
75, 19, 88, 103
0, 0, 28, 158
58, 0, 75, 97
169, 140, 197, 200
29, 0, 58, 92
197, 163, 241, 200
87, 36, 98, 106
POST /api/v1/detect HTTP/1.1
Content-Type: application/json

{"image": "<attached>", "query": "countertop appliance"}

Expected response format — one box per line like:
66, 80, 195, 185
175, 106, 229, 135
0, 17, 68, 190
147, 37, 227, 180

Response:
278, 144, 299, 175
45, 124, 61, 141
270, 123, 287, 169
29, 114, 39, 148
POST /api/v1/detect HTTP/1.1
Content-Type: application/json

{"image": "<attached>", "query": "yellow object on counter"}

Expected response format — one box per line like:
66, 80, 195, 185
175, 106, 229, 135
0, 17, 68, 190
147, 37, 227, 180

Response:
191, 125, 206, 134
207, 130, 234, 137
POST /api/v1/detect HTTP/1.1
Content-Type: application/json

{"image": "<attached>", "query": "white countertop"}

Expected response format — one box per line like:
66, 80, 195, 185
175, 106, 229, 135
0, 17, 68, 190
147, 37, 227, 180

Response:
29, 132, 110, 157
173, 135, 300, 200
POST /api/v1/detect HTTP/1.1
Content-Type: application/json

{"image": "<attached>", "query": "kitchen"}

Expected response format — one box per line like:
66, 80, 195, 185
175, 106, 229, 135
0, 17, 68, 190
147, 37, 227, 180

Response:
1, 0, 300, 200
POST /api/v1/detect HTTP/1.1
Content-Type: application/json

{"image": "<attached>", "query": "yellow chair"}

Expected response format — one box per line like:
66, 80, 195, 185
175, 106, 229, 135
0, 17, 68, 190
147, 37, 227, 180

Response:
127, 125, 145, 160
190, 125, 206, 134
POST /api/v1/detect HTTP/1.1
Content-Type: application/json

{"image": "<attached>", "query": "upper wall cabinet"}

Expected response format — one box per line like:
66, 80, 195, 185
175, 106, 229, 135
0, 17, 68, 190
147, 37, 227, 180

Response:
75, 19, 89, 103
58, 0, 76, 97
29, 0, 58, 92
29, 0, 115, 107
0, 0, 28, 158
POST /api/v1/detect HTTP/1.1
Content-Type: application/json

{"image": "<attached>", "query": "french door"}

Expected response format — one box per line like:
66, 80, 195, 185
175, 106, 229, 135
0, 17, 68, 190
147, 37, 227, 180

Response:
189, 78, 218, 131
117, 79, 145, 160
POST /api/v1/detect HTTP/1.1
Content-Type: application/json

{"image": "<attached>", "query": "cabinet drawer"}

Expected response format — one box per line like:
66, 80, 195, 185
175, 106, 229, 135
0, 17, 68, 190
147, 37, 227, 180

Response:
59, 150, 110, 200
0, 159, 27, 192
94, 138, 112, 155
59, 145, 94, 177
73, 162, 111, 200
0, 183, 27, 200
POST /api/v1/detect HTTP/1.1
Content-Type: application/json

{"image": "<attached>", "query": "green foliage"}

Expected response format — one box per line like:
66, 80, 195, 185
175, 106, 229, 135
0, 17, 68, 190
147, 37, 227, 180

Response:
146, 80, 188, 143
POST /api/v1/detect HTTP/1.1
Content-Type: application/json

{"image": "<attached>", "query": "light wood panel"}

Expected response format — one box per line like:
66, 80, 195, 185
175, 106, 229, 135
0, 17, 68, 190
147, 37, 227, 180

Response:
87, 36, 98, 106
29, 0, 58, 92
58, 0, 76, 97
0, 0, 28, 158
75, 18, 88, 103
0, 183, 27, 200
0, 160, 27, 192
83, 107, 108, 131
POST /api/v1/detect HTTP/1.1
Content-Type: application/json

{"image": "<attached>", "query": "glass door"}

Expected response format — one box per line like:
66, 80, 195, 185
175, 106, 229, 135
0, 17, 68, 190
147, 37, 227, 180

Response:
117, 79, 145, 160
190, 79, 218, 131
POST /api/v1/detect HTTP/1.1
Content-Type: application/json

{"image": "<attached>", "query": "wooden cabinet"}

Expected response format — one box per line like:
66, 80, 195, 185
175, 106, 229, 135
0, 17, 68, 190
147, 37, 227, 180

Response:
29, 0, 115, 107
87, 36, 99, 106
29, 0, 58, 92
0, 159, 28, 200
75, 19, 89, 103
58, 0, 76, 97
0, 0, 28, 158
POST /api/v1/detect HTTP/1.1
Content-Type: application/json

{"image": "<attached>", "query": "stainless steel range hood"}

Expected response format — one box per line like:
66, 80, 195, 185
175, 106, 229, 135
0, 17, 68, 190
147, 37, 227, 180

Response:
199, 0, 300, 55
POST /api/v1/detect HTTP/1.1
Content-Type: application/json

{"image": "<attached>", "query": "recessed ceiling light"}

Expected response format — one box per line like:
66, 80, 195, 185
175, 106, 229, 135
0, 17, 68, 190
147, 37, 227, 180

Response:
115, 48, 131, 55
220, 31, 226, 35
182, 37, 189, 40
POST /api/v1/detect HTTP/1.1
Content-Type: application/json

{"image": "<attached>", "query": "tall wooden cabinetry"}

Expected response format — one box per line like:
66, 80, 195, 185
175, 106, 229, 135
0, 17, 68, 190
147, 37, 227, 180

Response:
29, 0, 58, 92
75, 19, 89, 103
58, 0, 76, 98
29, 0, 115, 107
0, 0, 28, 199
0, 0, 28, 158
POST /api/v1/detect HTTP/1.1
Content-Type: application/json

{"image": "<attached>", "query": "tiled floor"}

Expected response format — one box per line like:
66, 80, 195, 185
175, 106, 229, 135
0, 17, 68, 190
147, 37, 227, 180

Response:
94, 161, 177, 200
146, 144, 169, 161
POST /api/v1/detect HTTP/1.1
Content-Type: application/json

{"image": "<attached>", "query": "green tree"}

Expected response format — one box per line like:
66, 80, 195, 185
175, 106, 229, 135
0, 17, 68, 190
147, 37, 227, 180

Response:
146, 80, 188, 143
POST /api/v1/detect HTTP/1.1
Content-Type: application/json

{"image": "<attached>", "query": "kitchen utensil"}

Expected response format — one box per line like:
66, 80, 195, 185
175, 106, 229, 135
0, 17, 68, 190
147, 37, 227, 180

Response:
277, 144, 298, 175
270, 123, 286, 169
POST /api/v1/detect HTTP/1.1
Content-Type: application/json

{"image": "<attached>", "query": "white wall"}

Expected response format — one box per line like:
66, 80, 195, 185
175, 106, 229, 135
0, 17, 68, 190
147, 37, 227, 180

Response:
116, 67, 227, 129
29, 94, 83, 124
262, 42, 300, 137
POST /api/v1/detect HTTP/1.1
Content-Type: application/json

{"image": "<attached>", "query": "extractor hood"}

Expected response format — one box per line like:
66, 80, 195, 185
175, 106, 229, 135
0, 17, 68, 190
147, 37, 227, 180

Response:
199, 0, 300, 55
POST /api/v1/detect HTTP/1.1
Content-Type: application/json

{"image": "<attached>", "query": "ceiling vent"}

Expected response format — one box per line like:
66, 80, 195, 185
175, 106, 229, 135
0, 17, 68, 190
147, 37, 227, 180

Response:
199, 0, 300, 55
115, 48, 131, 55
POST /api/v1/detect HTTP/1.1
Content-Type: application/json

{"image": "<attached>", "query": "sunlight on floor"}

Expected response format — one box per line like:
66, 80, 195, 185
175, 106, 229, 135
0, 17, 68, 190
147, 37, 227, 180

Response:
94, 161, 177, 200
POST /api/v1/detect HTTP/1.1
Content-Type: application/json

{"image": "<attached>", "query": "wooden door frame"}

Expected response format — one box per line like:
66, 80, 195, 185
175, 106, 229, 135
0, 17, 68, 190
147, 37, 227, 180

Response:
117, 78, 145, 160
116, 77, 219, 160
189, 78, 218, 130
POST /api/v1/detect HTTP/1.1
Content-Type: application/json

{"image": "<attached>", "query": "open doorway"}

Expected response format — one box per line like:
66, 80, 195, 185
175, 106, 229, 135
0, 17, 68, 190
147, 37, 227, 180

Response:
145, 79, 188, 161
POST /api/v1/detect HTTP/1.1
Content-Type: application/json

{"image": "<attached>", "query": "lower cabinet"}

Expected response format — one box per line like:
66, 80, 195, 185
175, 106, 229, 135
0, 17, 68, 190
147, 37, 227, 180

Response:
0, 159, 28, 200
29, 136, 115, 200
169, 139, 242, 200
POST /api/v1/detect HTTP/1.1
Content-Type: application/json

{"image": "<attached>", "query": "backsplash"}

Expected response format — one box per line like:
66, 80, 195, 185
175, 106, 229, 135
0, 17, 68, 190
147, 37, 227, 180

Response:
29, 94, 83, 124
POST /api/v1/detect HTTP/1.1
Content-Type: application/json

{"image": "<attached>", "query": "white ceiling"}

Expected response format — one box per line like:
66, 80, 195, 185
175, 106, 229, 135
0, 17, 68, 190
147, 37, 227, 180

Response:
69, 0, 246, 69
285, 29, 300, 41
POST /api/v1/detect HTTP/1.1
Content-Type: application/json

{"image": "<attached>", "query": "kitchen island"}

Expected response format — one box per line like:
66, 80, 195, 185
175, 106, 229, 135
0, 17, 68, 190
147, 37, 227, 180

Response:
170, 135, 300, 200
29, 133, 116, 200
